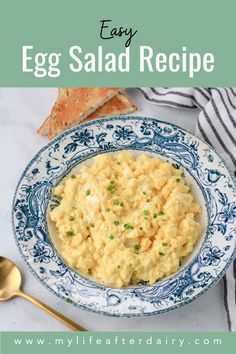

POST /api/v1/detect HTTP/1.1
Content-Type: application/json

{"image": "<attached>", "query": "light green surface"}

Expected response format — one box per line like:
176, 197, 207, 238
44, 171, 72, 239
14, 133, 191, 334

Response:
1, 332, 234, 354
0, 0, 235, 86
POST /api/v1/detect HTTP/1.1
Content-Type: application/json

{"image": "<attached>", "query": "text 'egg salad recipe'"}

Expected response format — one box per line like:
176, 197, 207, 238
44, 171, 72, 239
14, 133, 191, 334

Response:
50, 152, 202, 288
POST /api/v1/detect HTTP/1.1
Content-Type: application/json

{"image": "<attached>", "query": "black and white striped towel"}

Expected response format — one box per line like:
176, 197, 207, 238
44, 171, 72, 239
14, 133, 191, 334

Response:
138, 88, 236, 331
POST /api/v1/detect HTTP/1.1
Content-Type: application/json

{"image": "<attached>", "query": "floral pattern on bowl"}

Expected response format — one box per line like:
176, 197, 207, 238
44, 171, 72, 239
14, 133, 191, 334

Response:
12, 116, 236, 317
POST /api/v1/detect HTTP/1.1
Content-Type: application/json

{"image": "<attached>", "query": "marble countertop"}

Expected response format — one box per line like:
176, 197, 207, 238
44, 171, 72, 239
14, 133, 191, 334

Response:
0, 88, 227, 331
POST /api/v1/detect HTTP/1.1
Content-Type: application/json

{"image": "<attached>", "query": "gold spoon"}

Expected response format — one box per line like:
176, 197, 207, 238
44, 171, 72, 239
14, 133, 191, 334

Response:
0, 256, 86, 331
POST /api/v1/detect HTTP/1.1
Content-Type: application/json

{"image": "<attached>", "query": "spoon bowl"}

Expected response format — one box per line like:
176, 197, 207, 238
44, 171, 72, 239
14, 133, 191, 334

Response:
0, 256, 22, 301
0, 256, 86, 330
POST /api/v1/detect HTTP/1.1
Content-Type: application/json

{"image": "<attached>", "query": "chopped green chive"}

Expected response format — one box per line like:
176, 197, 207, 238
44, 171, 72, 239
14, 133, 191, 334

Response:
143, 191, 147, 195
162, 242, 168, 247
66, 298, 73, 304
114, 200, 123, 206
69, 216, 75, 221
146, 199, 150, 202
86, 189, 91, 196
176, 178, 181, 183
144, 217, 148, 220
105, 208, 110, 212
134, 244, 140, 254
144, 210, 149, 215
124, 223, 134, 230
71, 175, 76, 179
107, 179, 116, 194
159, 211, 165, 216
117, 265, 121, 269
90, 223, 95, 228
159, 252, 165, 256
114, 220, 120, 225
109, 234, 115, 240
139, 227, 143, 230
153, 213, 158, 219
66, 230, 75, 237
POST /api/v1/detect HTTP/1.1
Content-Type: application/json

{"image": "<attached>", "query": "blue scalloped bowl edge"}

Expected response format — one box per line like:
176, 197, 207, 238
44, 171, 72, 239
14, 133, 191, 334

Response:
11, 115, 236, 317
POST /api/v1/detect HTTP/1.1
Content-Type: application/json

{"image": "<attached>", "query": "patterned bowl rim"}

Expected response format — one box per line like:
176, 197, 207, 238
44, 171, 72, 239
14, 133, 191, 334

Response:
11, 116, 236, 317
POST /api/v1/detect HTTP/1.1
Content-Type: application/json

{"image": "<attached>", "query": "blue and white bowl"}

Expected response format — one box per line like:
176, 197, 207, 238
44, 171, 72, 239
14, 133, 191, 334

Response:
12, 116, 236, 317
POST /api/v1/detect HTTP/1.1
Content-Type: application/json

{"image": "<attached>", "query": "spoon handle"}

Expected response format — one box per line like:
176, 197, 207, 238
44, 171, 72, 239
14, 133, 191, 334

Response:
16, 290, 87, 331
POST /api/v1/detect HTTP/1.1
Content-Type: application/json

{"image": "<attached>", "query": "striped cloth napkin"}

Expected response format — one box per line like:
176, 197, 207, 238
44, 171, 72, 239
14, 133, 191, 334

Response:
138, 88, 236, 331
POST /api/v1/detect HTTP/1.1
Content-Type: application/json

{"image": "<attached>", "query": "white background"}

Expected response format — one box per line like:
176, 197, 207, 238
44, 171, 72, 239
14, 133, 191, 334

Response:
0, 88, 227, 331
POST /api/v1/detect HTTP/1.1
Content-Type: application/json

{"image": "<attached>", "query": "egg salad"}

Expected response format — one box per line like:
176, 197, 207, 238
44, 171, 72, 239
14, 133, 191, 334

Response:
50, 152, 202, 288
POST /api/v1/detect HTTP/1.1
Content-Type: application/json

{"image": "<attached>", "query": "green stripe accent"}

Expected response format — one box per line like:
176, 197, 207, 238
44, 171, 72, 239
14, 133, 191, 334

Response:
1, 332, 235, 354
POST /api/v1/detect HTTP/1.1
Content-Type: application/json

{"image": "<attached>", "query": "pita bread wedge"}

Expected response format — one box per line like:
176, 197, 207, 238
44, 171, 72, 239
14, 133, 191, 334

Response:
48, 88, 122, 139
37, 89, 71, 136
85, 93, 137, 121
38, 93, 137, 136
37, 116, 50, 135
